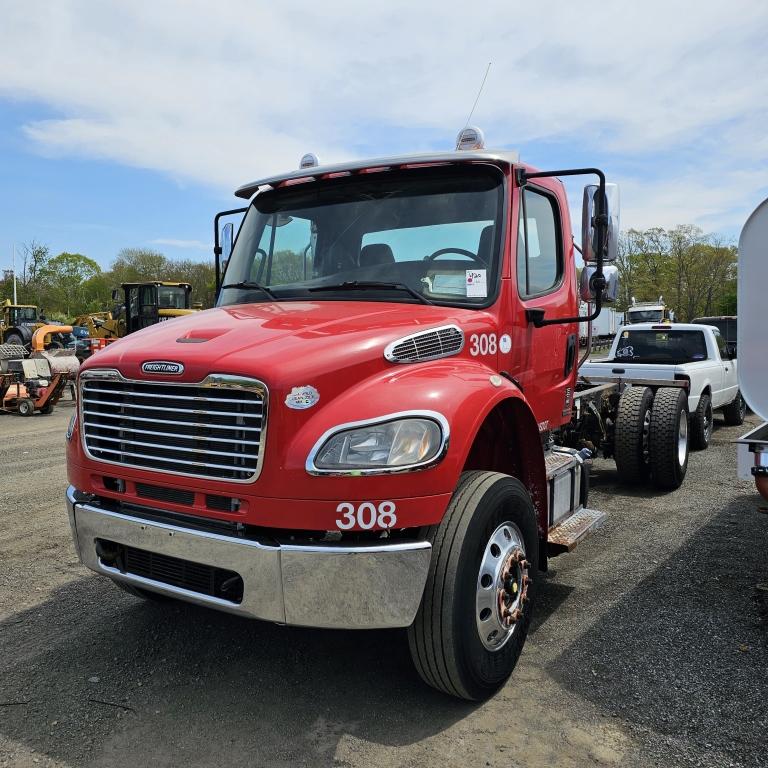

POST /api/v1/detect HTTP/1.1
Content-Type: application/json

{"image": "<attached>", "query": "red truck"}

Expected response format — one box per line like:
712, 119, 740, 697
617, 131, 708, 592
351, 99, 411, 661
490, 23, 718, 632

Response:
65, 129, 690, 700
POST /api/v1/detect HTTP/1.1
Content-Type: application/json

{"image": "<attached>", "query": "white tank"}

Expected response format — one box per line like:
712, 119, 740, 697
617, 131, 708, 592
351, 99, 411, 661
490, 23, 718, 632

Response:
738, 197, 768, 421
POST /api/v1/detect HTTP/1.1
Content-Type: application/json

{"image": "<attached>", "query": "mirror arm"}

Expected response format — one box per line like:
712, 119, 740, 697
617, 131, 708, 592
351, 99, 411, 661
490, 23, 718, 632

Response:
516, 167, 607, 328
213, 207, 248, 293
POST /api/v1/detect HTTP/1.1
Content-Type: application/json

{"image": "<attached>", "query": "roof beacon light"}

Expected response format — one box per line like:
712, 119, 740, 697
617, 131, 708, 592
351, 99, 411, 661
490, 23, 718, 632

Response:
456, 126, 485, 151
299, 153, 319, 169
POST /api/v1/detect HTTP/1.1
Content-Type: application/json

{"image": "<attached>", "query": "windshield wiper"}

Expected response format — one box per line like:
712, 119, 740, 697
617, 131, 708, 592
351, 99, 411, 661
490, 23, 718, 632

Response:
220, 281, 281, 301
308, 281, 433, 305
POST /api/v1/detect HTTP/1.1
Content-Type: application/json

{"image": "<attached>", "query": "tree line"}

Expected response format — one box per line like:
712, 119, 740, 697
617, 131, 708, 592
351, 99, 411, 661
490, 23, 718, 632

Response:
0, 225, 738, 323
614, 225, 736, 320
0, 244, 216, 320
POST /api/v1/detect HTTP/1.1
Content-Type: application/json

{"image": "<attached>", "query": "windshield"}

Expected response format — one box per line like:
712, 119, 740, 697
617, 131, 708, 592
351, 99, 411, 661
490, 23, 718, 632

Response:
627, 309, 664, 323
157, 286, 188, 310
219, 166, 504, 308
10, 307, 38, 324
614, 329, 708, 364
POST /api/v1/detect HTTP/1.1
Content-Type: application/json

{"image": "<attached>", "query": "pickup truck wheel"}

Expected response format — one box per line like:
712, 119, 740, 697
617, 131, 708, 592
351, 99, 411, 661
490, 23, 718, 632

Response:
691, 393, 712, 450
614, 386, 654, 484
649, 387, 689, 489
407, 471, 538, 701
722, 391, 747, 426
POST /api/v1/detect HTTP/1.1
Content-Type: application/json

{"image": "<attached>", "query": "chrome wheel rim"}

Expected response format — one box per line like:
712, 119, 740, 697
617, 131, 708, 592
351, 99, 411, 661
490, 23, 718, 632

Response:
641, 408, 652, 464
678, 411, 688, 466
476, 521, 530, 652
704, 402, 713, 442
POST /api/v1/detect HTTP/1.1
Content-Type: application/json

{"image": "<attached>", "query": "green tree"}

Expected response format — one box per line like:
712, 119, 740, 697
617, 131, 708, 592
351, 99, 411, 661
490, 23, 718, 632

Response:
39, 252, 101, 317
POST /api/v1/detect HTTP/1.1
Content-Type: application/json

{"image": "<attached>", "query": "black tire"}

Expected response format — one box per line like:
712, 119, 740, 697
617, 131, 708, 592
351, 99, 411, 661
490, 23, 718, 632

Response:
5, 332, 24, 347
649, 387, 689, 490
40, 403, 54, 415
722, 391, 747, 426
614, 386, 654, 484
691, 392, 712, 450
579, 461, 590, 507
0, 343, 26, 360
407, 471, 538, 700
18, 399, 35, 417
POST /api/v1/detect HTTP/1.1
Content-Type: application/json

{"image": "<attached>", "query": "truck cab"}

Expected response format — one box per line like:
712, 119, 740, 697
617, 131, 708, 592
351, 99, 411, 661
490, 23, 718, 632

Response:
67, 130, 636, 700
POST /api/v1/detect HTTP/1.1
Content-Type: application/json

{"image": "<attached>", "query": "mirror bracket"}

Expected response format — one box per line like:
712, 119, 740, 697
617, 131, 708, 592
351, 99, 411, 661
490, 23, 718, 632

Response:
517, 166, 609, 328
213, 207, 248, 294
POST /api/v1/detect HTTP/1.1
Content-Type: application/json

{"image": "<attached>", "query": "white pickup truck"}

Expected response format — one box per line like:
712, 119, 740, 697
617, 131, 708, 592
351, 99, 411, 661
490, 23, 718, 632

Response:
580, 323, 747, 451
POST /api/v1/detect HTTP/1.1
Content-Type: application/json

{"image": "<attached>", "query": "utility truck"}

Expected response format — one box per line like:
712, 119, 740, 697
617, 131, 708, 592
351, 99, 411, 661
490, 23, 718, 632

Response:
65, 129, 692, 700
626, 297, 674, 324
581, 323, 745, 451
736, 197, 768, 500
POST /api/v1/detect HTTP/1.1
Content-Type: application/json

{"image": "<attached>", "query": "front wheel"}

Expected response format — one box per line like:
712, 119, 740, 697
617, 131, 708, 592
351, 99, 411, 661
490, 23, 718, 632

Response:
722, 391, 747, 426
691, 393, 712, 450
407, 471, 538, 700
18, 399, 35, 417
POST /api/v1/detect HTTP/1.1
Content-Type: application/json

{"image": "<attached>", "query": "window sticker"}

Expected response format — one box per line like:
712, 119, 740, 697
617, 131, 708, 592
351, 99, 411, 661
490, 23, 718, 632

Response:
466, 269, 487, 298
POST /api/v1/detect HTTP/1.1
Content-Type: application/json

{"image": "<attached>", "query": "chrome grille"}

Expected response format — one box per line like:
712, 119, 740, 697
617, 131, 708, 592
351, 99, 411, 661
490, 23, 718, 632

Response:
384, 325, 464, 363
80, 373, 267, 482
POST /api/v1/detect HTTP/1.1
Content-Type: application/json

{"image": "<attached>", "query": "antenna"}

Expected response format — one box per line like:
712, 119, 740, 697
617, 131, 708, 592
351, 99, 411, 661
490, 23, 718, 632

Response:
456, 62, 492, 149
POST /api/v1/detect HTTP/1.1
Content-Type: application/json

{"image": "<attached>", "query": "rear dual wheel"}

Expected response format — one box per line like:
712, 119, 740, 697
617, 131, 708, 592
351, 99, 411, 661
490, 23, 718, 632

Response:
614, 386, 689, 490
408, 471, 538, 701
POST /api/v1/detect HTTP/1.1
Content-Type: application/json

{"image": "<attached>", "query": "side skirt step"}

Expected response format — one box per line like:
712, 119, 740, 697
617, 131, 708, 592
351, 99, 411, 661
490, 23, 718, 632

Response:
547, 507, 606, 555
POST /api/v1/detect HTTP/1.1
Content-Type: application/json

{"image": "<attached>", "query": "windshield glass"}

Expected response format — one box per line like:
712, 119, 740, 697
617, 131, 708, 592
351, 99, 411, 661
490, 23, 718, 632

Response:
10, 307, 38, 324
614, 329, 708, 364
219, 166, 504, 308
627, 309, 664, 323
157, 286, 188, 309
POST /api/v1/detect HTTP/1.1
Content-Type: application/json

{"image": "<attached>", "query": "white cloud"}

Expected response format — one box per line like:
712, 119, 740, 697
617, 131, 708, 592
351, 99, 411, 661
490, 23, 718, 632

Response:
150, 238, 210, 250
0, 1, 766, 231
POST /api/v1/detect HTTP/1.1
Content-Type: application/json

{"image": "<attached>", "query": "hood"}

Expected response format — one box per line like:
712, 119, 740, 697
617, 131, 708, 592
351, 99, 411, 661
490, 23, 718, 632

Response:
82, 301, 489, 388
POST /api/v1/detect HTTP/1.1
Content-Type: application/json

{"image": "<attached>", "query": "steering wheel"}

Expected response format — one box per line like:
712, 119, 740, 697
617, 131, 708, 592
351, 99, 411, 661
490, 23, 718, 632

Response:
424, 247, 485, 265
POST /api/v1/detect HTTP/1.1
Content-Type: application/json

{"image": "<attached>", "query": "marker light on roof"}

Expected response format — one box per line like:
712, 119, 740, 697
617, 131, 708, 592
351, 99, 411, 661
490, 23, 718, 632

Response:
299, 153, 319, 169
456, 126, 485, 151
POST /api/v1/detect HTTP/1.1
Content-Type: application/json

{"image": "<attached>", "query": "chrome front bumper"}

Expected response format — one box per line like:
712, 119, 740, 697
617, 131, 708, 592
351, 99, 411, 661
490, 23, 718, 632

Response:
66, 486, 431, 629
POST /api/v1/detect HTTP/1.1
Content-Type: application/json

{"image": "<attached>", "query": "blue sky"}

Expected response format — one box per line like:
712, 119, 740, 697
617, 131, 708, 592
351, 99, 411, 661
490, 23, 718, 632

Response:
1, 1, 766, 274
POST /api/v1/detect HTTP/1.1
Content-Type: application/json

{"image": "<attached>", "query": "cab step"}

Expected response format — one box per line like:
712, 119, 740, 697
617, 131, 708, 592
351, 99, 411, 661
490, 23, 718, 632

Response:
547, 507, 607, 554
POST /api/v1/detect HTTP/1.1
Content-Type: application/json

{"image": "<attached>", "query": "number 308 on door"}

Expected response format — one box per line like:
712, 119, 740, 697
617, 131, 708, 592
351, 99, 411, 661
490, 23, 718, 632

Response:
335, 501, 397, 530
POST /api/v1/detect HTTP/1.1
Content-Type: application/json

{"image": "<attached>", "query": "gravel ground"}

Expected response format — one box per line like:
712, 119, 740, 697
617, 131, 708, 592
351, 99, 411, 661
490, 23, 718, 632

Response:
0, 398, 766, 768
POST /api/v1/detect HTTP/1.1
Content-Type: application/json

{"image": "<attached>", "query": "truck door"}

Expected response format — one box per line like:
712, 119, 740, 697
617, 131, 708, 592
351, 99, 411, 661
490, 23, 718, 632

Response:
511, 183, 577, 427
713, 330, 737, 406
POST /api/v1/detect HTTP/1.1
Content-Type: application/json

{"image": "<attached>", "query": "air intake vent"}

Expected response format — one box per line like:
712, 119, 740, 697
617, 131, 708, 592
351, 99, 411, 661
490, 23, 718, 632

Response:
384, 325, 464, 363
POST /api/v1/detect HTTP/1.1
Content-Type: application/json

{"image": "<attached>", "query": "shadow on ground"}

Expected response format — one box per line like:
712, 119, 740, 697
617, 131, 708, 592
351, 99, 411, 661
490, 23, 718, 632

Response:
0, 558, 569, 767
548, 492, 768, 767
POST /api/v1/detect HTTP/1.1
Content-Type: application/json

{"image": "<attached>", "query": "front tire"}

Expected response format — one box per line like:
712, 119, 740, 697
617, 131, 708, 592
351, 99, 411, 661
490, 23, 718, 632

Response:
4, 332, 25, 347
691, 393, 712, 450
18, 399, 35, 417
722, 391, 747, 426
649, 387, 689, 489
407, 471, 538, 700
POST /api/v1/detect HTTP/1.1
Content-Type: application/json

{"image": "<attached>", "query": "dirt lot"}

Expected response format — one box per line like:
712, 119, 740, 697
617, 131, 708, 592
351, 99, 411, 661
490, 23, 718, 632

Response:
1, 398, 767, 768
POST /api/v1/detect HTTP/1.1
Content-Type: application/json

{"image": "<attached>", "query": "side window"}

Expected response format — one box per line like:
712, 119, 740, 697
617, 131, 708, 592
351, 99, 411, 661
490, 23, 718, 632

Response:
713, 330, 728, 359
251, 215, 313, 285
517, 188, 562, 297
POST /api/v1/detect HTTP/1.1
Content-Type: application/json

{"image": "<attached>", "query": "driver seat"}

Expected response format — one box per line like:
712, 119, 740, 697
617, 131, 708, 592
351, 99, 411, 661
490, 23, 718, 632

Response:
477, 225, 495, 263
360, 243, 395, 267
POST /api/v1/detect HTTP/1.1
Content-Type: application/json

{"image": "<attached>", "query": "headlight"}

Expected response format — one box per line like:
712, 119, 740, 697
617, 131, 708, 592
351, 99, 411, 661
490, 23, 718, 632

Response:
66, 410, 77, 442
312, 416, 446, 472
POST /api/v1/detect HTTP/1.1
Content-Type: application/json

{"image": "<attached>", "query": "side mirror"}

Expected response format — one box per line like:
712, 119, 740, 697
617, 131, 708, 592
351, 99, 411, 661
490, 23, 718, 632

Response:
580, 264, 619, 303
111, 289, 119, 301
581, 183, 620, 263
220, 222, 234, 262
